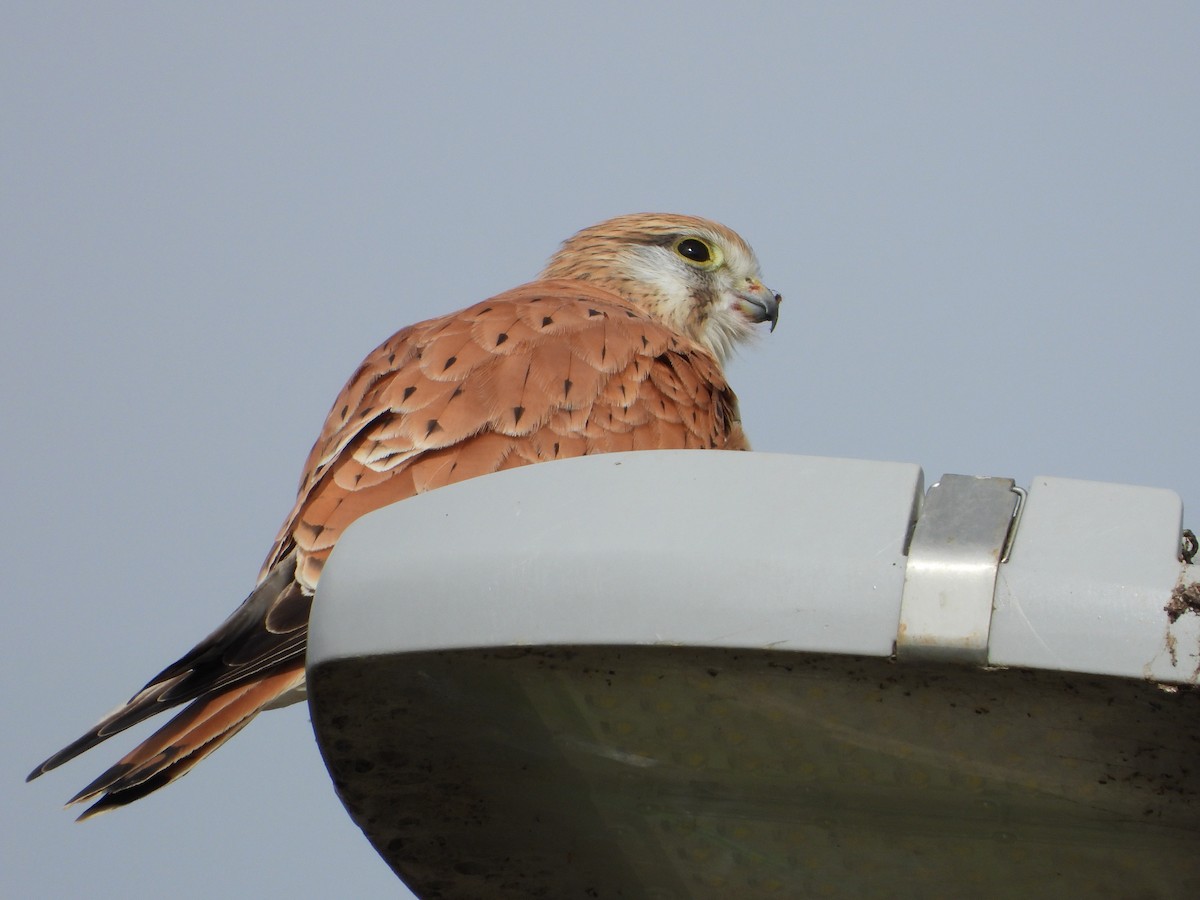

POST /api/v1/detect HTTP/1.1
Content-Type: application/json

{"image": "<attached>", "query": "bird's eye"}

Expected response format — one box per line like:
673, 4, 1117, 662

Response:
675, 238, 715, 265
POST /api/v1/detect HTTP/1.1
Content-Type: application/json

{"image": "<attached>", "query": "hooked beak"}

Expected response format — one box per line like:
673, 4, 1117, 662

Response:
734, 282, 782, 333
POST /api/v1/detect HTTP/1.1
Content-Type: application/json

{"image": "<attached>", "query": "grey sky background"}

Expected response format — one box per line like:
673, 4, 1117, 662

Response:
4, 3, 1197, 898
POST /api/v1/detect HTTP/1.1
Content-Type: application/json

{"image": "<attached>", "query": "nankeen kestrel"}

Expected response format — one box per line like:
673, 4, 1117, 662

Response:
29, 213, 781, 818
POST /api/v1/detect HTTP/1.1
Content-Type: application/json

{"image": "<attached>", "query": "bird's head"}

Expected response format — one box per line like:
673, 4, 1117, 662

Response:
540, 213, 781, 363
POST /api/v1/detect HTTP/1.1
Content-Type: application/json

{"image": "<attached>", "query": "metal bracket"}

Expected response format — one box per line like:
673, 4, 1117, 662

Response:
897, 475, 1020, 664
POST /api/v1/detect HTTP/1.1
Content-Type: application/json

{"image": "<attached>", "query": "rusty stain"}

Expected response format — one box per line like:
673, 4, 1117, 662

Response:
1165, 581, 1200, 624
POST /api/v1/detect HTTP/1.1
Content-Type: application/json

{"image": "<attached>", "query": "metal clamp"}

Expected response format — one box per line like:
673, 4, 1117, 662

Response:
897, 475, 1021, 664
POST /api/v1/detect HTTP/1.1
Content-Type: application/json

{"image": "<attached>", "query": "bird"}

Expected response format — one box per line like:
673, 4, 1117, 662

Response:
28, 212, 781, 819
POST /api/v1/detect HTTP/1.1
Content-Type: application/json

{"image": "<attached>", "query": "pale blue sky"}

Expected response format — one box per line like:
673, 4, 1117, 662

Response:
4, 3, 1198, 897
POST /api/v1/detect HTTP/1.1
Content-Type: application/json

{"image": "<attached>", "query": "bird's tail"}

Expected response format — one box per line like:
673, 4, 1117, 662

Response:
62, 667, 304, 819
28, 551, 311, 818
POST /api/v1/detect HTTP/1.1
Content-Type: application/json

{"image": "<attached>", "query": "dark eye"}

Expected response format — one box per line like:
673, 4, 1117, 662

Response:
675, 238, 712, 263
